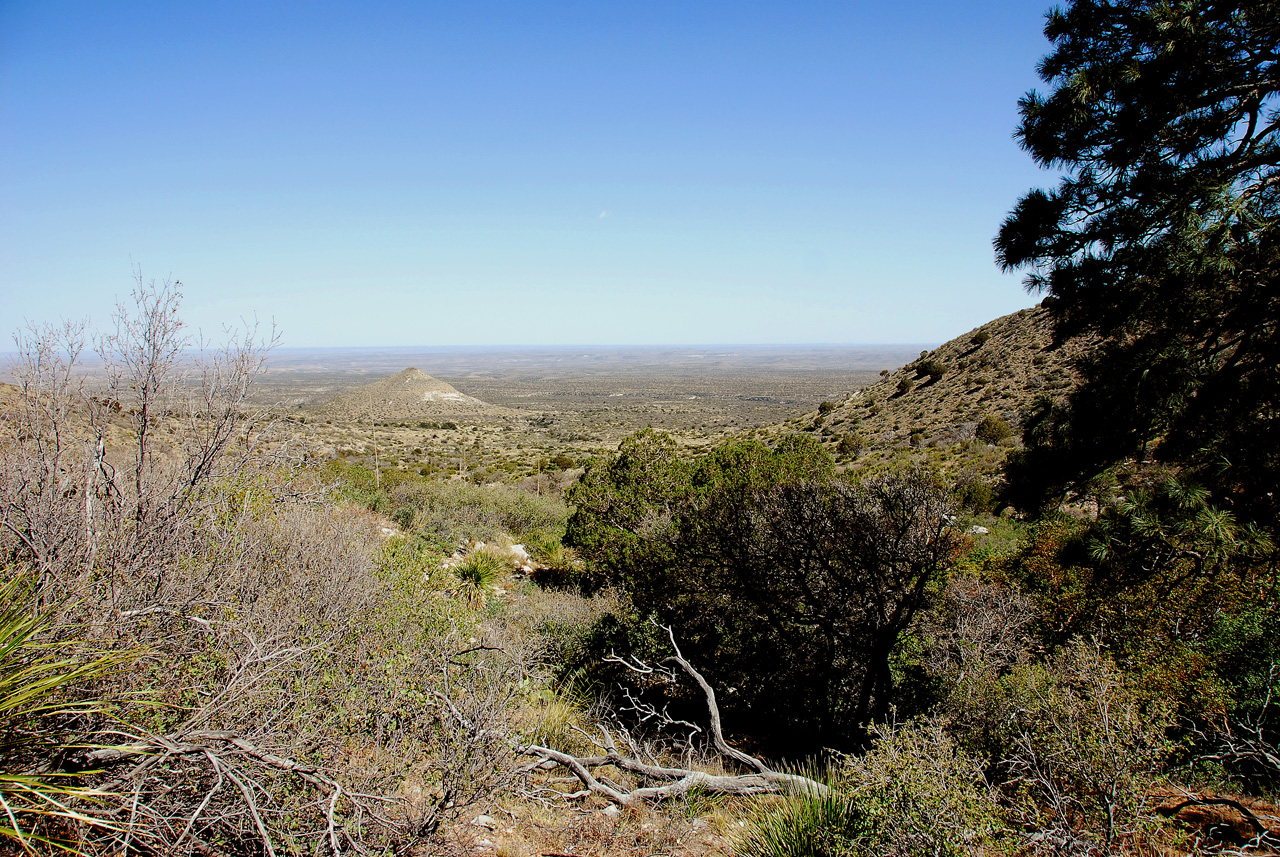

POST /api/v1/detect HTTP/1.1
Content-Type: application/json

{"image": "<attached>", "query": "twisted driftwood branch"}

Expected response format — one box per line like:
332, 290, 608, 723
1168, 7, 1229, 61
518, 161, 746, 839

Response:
514, 623, 828, 805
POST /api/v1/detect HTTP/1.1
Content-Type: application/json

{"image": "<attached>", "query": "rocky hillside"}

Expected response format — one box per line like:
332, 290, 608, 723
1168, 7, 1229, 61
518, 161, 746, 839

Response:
311, 368, 516, 423
764, 304, 1097, 478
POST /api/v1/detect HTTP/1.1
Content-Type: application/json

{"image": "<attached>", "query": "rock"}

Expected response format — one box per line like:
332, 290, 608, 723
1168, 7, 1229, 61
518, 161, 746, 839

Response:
472, 837, 494, 850
509, 543, 530, 562
966, 525, 990, 535
470, 814, 498, 829
602, 805, 622, 819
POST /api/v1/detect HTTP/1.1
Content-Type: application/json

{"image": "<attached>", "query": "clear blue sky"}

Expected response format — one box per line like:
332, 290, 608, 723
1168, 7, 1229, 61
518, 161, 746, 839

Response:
1, 0, 1056, 347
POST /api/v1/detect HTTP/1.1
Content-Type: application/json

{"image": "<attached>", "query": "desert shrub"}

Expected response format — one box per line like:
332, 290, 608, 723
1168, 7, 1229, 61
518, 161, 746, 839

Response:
566, 430, 960, 750
454, 546, 507, 590
955, 479, 995, 514
1001, 641, 1174, 854
916, 359, 947, 382
0, 571, 131, 851
818, 400, 838, 415
896, 378, 915, 395
739, 720, 1003, 857
375, 474, 570, 549
837, 433, 864, 457
975, 414, 1012, 445
970, 330, 991, 347
391, 504, 417, 530
919, 575, 1037, 758
0, 286, 535, 852
738, 776, 869, 857
547, 453, 576, 470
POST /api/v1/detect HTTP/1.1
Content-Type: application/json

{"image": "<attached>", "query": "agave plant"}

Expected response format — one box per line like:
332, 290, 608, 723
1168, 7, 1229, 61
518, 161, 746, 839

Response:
0, 571, 128, 853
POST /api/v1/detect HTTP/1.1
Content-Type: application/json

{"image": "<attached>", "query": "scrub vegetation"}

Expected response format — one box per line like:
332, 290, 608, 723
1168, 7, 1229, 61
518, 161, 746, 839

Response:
4, 1, 1280, 853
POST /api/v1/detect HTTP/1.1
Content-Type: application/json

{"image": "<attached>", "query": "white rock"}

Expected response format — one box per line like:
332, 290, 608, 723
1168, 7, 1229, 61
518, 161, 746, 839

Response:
509, 543, 530, 562
602, 805, 622, 819
472, 837, 494, 850
470, 814, 497, 829
966, 525, 990, 535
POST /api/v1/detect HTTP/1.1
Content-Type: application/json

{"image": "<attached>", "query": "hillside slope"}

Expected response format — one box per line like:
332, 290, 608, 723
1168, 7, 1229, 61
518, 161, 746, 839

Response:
766, 305, 1096, 478
311, 368, 517, 422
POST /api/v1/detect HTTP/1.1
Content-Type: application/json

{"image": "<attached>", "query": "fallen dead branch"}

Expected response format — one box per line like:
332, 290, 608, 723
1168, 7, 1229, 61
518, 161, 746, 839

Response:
79, 728, 358, 856
513, 624, 828, 806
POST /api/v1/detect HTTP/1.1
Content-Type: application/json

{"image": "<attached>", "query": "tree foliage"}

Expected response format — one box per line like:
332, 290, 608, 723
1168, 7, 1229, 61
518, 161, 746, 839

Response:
565, 430, 960, 750
995, 0, 1280, 520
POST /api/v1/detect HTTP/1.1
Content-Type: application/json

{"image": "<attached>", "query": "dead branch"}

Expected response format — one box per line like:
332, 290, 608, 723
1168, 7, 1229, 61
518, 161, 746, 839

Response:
515, 624, 828, 806
81, 728, 356, 855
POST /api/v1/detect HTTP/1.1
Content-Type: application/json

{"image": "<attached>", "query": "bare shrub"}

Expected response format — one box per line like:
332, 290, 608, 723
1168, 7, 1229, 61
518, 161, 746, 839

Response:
1003, 640, 1174, 855
0, 321, 99, 599
922, 574, 1038, 752
1, 282, 535, 854
1, 275, 279, 618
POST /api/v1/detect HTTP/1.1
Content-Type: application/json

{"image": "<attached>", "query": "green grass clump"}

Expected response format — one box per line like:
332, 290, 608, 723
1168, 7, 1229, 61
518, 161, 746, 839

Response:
1, 572, 130, 851
453, 549, 506, 590
738, 783, 867, 857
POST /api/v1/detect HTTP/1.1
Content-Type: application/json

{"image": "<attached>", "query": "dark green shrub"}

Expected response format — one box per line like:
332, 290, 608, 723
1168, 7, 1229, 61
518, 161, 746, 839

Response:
897, 378, 916, 396
955, 480, 995, 514
548, 454, 576, 470
916, 359, 947, 382
975, 415, 1013, 445
970, 330, 991, 347
566, 430, 960, 750
838, 433, 864, 457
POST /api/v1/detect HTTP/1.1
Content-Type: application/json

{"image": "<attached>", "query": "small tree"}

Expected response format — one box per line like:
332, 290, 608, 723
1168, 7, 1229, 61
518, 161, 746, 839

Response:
976, 414, 1013, 445
567, 435, 961, 749
917, 358, 947, 382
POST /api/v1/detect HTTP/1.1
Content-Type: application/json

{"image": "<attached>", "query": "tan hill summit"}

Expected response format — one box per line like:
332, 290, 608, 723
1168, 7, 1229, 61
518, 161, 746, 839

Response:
311, 368, 515, 422
767, 304, 1097, 478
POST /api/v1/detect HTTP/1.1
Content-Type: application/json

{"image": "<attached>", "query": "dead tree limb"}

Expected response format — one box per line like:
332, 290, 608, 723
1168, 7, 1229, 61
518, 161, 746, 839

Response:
516, 623, 828, 805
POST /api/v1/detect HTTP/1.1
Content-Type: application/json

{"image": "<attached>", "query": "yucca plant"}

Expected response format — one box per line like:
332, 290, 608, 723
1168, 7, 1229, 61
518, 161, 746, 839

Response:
453, 549, 506, 591
0, 571, 128, 853
737, 766, 868, 857
737, 789, 867, 857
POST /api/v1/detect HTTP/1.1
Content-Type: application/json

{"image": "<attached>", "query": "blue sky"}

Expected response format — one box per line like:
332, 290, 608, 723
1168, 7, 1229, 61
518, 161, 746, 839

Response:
1, 0, 1055, 347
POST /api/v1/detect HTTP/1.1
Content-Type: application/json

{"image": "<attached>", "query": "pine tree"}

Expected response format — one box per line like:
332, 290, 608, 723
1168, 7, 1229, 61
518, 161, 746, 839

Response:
996, 0, 1279, 520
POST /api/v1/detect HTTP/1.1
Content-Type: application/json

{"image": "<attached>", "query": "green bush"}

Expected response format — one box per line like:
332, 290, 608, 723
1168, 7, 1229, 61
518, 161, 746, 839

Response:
738, 780, 868, 857
955, 480, 995, 514
975, 415, 1012, 445
897, 378, 915, 396
565, 430, 960, 750
916, 359, 947, 382
739, 720, 1003, 857
837, 433, 864, 458
389, 477, 570, 550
